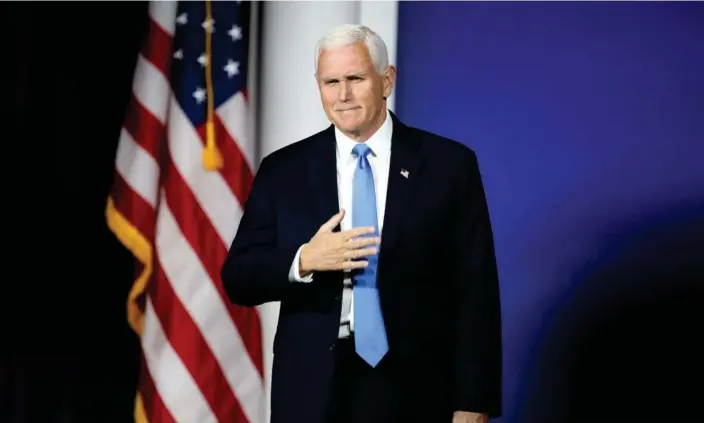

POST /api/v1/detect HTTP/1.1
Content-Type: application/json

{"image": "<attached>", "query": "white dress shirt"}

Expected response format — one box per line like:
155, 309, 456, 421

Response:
288, 109, 393, 338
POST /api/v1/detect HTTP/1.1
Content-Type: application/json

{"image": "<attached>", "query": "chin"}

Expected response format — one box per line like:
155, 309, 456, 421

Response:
335, 118, 362, 132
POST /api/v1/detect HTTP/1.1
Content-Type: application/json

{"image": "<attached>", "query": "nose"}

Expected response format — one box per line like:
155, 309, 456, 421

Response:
337, 80, 351, 102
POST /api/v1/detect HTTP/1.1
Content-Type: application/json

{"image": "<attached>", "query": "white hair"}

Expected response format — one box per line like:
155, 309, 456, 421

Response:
314, 24, 390, 74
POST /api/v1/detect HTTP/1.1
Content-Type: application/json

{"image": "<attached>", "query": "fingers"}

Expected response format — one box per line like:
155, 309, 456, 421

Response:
340, 260, 369, 270
346, 236, 381, 249
344, 247, 378, 259
317, 209, 345, 233
341, 226, 377, 239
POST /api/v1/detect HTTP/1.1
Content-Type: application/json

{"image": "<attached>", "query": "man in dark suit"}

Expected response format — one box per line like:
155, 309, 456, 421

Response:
222, 24, 502, 423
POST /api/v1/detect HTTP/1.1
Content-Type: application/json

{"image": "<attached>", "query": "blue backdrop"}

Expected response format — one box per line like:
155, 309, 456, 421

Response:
395, 2, 704, 422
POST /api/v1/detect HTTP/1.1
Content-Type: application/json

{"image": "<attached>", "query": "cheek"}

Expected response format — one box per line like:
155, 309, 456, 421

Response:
320, 86, 336, 103
320, 88, 335, 106
353, 86, 376, 107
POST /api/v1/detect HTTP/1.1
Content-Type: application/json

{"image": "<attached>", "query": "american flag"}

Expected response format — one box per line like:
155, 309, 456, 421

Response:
105, 1, 264, 422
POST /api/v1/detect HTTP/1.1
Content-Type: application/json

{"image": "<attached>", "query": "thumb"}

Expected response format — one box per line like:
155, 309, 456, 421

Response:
318, 209, 345, 233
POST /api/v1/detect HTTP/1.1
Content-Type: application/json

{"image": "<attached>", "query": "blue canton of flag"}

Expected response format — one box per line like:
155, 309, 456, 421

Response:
170, 0, 250, 129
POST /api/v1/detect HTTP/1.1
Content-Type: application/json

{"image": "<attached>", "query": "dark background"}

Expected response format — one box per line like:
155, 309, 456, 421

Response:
7, 2, 149, 422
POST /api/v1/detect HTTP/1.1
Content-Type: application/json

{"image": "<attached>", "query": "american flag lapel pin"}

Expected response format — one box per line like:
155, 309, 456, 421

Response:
400, 168, 409, 178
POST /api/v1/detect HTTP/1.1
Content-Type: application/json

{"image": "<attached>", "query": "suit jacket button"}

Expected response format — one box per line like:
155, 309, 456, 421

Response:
329, 344, 336, 351
334, 295, 341, 300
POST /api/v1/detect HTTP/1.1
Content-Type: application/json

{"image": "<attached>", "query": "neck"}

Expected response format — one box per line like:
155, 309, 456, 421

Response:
343, 107, 387, 142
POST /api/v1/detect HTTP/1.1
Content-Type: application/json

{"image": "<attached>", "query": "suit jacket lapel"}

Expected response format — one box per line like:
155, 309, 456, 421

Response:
305, 126, 347, 303
306, 126, 341, 232
380, 112, 423, 251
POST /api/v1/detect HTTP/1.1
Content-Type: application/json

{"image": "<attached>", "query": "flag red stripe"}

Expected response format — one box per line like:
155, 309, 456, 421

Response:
196, 115, 254, 209
162, 151, 264, 374
138, 350, 176, 423
123, 93, 166, 162
151, 263, 247, 422
111, 171, 157, 243
141, 16, 173, 77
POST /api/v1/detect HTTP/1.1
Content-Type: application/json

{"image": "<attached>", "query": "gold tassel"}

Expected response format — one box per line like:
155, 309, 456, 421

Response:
202, 0, 223, 171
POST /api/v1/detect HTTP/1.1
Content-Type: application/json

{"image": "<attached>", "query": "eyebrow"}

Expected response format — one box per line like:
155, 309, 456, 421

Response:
322, 73, 367, 82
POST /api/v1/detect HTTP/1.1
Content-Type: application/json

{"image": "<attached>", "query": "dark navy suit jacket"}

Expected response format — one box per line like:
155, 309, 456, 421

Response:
222, 112, 502, 423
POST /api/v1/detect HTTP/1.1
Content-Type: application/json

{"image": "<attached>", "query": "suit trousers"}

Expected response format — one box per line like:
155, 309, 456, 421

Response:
325, 335, 398, 423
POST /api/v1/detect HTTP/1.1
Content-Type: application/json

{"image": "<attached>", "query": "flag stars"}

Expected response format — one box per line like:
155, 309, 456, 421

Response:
193, 87, 206, 104
224, 59, 240, 78
202, 17, 215, 33
228, 25, 242, 42
197, 53, 208, 67
176, 13, 187, 25
173, 49, 184, 60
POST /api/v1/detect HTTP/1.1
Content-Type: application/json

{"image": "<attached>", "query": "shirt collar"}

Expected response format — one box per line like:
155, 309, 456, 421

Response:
335, 109, 393, 162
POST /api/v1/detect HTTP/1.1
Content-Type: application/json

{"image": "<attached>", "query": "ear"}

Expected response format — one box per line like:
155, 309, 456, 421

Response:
382, 65, 396, 99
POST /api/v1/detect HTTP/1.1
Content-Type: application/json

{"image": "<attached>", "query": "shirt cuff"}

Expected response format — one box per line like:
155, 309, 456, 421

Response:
288, 244, 313, 283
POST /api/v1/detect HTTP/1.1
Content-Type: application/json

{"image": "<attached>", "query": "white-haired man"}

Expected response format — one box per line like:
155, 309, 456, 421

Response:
223, 24, 502, 423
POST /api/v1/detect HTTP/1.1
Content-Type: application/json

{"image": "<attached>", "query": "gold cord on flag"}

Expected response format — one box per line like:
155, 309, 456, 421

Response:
202, 0, 223, 171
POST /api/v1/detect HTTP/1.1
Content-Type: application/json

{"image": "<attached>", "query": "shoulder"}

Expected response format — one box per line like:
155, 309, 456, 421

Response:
256, 126, 333, 176
400, 122, 488, 202
403, 123, 479, 170
260, 126, 330, 165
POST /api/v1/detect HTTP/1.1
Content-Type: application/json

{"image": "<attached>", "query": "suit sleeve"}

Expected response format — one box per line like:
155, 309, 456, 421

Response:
221, 156, 300, 307
452, 151, 503, 418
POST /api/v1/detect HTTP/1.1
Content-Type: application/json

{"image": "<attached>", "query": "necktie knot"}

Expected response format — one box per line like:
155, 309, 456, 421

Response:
352, 143, 373, 159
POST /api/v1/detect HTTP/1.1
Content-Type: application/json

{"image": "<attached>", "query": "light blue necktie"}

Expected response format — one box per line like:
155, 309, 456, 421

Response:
351, 143, 389, 367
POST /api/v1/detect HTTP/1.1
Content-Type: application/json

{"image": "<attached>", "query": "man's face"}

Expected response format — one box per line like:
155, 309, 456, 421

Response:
316, 42, 395, 141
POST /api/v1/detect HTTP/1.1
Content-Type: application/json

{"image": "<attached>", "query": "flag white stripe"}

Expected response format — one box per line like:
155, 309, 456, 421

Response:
141, 299, 217, 423
156, 196, 265, 423
133, 55, 170, 124
148, 0, 178, 36
216, 91, 256, 174
115, 128, 159, 208
167, 98, 244, 245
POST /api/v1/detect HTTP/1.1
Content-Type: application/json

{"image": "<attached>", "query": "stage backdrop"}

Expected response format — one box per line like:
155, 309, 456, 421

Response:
394, 2, 704, 422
